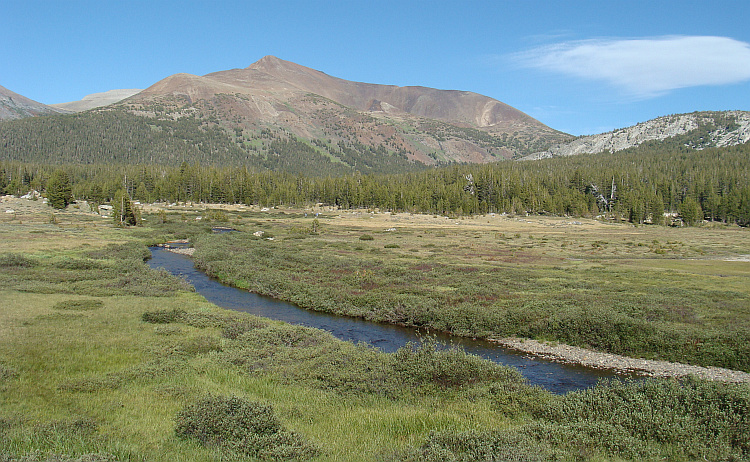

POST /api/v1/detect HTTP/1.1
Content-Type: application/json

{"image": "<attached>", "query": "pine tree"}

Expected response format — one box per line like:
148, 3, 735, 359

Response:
112, 189, 138, 226
46, 169, 73, 209
679, 197, 703, 226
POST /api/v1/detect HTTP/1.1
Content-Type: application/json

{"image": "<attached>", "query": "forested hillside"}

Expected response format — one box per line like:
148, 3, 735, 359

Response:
2, 141, 748, 226
0, 110, 423, 176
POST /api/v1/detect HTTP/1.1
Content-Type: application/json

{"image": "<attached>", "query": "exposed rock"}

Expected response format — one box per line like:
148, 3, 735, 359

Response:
165, 247, 195, 256
51, 89, 143, 112
0, 84, 68, 120
493, 337, 750, 383
522, 111, 750, 160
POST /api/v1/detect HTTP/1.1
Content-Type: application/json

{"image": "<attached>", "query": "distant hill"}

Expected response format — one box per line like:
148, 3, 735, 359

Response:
51, 89, 142, 112
522, 111, 750, 160
0, 85, 68, 120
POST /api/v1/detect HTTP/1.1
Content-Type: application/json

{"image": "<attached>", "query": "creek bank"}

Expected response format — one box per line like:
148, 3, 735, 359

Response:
492, 337, 750, 383
153, 243, 748, 385
163, 246, 195, 256
159, 240, 195, 256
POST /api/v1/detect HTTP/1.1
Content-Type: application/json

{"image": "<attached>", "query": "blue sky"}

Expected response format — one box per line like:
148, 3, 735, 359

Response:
3, 0, 749, 135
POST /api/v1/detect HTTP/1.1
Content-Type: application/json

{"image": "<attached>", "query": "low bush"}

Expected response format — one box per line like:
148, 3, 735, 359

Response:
0, 253, 36, 268
153, 325, 182, 336
398, 429, 558, 462
359, 234, 374, 241
179, 311, 233, 329
175, 395, 319, 460
0, 451, 118, 462
222, 318, 268, 339
391, 340, 524, 390
177, 336, 222, 356
141, 309, 185, 324
0, 364, 19, 381
539, 377, 750, 460
52, 300, 103, 311
51, 258, 102, 271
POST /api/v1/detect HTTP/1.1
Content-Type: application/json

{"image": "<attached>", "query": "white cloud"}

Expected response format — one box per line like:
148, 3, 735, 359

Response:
514, 36, 750, 98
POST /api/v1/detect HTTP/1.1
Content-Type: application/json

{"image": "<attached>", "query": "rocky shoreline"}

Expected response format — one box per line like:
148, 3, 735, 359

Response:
159, 241, 195, 256
492, 337, 750, 383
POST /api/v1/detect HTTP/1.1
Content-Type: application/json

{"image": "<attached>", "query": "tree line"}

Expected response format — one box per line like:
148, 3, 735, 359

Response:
1, 141, 748, 226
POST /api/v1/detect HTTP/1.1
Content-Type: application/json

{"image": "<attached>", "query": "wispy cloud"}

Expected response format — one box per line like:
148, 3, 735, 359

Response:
513, 36, 750, 98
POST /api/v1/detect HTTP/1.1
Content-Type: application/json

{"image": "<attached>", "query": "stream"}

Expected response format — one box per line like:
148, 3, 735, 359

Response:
148, 245, 619, 393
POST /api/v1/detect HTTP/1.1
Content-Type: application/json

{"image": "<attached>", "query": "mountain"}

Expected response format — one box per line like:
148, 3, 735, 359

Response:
0, 56, 571, 173
120, 56, 572, 164
522, 111, 750, 160
0, 85, 68, 120
51, 89, 142, 112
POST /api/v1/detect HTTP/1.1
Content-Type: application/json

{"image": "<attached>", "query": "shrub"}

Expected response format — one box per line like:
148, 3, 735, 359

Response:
178, 336, 222, 356
0, 364, 19, 381
141, 309, 185, 324
359, 234, 374, 241
398, 429, 557, 462
392, 340, 524, 390
154, 325, 182, 336
384, 244, 400, 248
536, 377, 750, 460
52, 258, 101, 270
179, 311, 232, 329
0, 451, 117, 461
53, 300, 103, 311
0, 253, 36, 268
222, 318, 268, 339
175, 395, 319, 460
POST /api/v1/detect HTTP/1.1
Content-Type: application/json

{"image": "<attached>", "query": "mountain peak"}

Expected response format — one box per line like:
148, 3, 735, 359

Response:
120, 57, 573, 162
248, 55, 296, 72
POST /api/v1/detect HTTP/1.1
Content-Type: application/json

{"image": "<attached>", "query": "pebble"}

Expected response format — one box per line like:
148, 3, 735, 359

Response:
492, 337, 750, 383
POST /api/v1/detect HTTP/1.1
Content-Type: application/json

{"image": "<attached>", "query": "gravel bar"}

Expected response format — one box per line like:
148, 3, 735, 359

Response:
492, 337, 750, 383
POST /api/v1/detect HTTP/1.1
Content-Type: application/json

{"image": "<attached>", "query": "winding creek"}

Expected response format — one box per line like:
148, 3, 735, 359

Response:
148, 245, 621, 393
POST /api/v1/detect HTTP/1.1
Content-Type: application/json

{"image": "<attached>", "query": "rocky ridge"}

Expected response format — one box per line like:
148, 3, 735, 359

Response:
0, 85, 68, 120
522, 111, 750, 160
51, 89, 143, 112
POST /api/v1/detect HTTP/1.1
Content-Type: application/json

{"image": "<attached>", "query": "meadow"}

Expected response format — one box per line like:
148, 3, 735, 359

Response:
1, 201, 749, 461
192, 207, 750, 371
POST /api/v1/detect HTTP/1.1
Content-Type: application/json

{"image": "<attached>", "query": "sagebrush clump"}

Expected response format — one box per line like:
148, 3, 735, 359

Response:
175, 395, 319, 460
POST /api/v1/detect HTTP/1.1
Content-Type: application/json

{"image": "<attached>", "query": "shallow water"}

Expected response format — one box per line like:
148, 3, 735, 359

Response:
148, 246, 619, 393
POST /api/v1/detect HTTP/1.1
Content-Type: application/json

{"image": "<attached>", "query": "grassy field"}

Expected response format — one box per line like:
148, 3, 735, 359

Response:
1, 199, 749, 461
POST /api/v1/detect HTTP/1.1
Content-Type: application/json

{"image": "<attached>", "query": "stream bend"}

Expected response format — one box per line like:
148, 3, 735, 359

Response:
148, 246, 619, 393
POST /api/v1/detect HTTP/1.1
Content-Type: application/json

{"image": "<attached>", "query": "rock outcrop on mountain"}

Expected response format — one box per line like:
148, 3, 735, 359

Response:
51, 89, 142, 112
522, 111, 750, 160
122, 56, 572, 163
0, 85, 67, 120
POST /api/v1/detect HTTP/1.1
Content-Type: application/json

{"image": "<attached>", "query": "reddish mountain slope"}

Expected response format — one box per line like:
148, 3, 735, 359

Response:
125, 56, 570, 163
